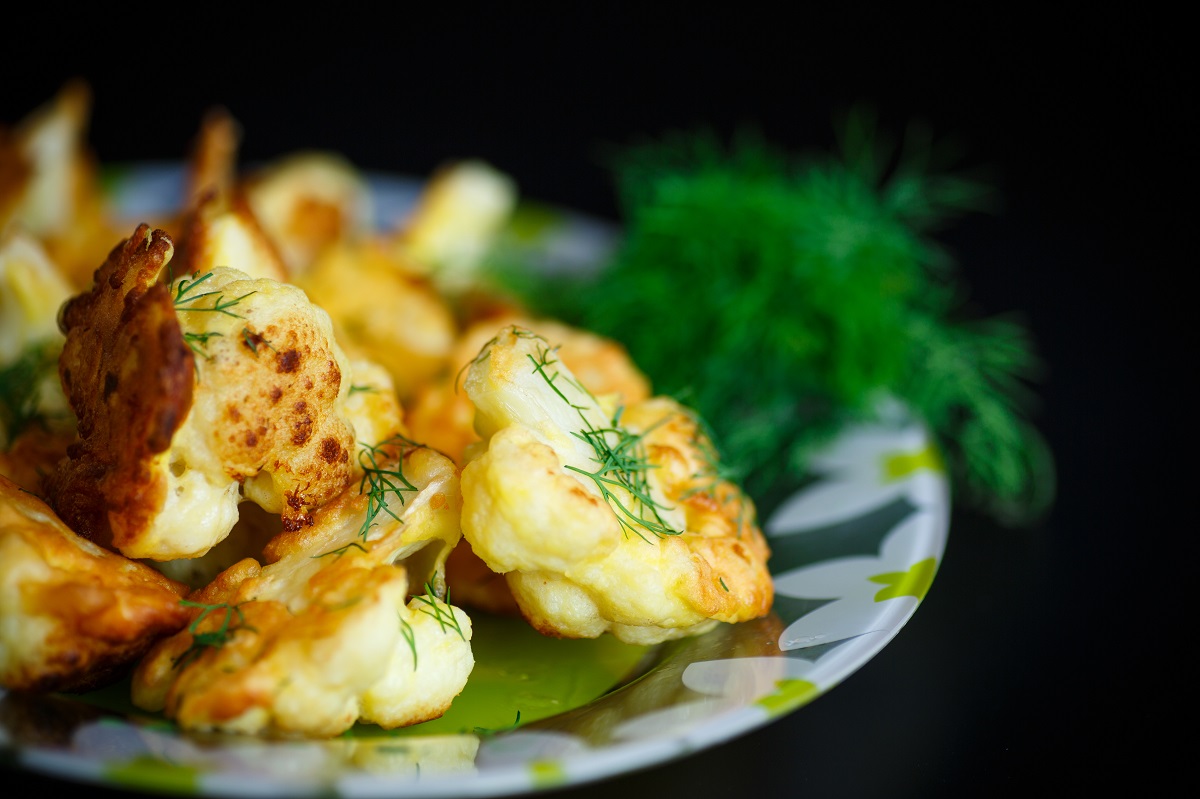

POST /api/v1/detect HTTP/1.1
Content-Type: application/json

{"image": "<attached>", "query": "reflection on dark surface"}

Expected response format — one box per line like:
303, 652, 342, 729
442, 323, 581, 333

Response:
768, 495, 919, 571
0, 691, 109, 747
524, 612, 786, 745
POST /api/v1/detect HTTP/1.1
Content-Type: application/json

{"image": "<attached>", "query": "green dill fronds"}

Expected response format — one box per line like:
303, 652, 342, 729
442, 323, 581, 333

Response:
242, 327, 274, 355
313, 542, 368, 559
507, 118, 1052, 524
525, 337, 680, 541
357, 434, 420, 539
173, 271, 255, 317
174, 600, 254, 669
172, 273, 254, 380
414, 582, 465, 640
399, 616, 418, 669
899, 312, 1055, 524
474, 710, 522, 736
183, 330, 223, 359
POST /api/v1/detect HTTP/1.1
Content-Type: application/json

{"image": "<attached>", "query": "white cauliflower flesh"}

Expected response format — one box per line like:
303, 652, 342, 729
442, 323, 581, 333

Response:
460, 326, 774, 645
130, 441, 472, 738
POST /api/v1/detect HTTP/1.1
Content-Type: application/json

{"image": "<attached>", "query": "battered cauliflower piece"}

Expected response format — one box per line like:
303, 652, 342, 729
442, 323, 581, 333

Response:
0, 229, 72, 365
134, 357, 406, 592
0, 80, 91, 240
0, 474, 190, 694
170, 189, 290, 284
424, 314, 652, 616
0, 231, 74, 477
48, 225, 363, 561
130, 440, 473, 738
169, 108, 289, 283
392, 160, 516, 292
241, 151, 374, 278
459, 326, 773, 645
0, 80, 125, 289
183, 106, 241, 212
296, 239, 457, 401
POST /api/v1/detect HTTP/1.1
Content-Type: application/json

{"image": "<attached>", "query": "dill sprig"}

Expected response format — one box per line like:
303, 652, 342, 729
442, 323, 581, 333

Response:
474, 711, 522, 737
502, 117, 1053, 525
242, 327, 274, 355
313, 541, 368, 559
525, 337, 680, 541
182, 331, 223, 359
172, 272, 254, 376
172, 271, 256, 317
414, 582, 465, 640
399, 616, 418, 669
357, 434, 420, 539
174, 599, 254, 669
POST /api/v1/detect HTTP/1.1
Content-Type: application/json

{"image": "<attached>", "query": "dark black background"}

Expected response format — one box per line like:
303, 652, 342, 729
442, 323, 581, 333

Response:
3, 7, 1183, 796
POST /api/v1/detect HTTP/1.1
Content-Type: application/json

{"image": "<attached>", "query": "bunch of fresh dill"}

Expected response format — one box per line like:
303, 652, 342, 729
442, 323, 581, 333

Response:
497, 114, 1054, 526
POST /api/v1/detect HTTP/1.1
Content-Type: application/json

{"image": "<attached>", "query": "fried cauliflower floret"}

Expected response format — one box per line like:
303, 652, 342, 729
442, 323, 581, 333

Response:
0, 474, 190, 694
113, 357, 403, 593
0, 229, 72, 365
165, 108, 289, 283
426, 314, 652, 616
459, 326, 772, 645
183, 106, 241, 211
241, 151, 374, 278
48, 225, 363, 561
340, 358, 409, 451
170, 189, 290, 284
130, 442, 472, 738
393, 160, 516, 293
0, 231, 74, 475
296, 239, 457, 401
0, 80, 125, 289
149, 264, 362, 555
0, 80, 91, 240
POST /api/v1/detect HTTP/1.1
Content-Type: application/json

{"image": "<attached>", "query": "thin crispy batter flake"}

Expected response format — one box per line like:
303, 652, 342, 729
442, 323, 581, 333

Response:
47, 224, 193, 552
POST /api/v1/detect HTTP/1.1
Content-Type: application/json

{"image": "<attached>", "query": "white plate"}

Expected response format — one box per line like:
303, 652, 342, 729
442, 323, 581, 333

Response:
0, 165, 950, 797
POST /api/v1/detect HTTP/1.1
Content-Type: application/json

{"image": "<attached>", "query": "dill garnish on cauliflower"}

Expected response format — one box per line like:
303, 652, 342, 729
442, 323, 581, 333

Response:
459, 326, 773, 645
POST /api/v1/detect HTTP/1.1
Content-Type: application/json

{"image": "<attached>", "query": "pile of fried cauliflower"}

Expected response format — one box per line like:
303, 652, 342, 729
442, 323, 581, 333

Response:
0, 82, 774, 739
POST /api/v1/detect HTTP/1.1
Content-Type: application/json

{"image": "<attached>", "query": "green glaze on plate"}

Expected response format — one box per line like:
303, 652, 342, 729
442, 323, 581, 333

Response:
361, 612, 653, 737
69, 612, 652, 740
